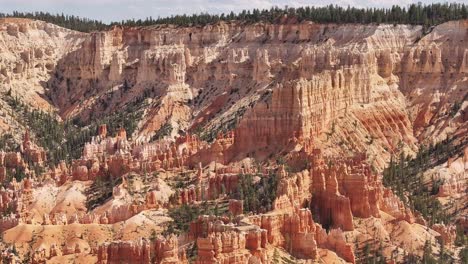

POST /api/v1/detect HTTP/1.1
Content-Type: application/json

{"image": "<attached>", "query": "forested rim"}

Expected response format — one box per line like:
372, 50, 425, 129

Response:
0, 3, 467, 32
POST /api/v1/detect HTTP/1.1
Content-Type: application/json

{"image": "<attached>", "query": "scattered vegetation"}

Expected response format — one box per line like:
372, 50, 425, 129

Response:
272, 249, 280, 264
2, 3, 467, 31
325, 121, 336, 140
85, 175, 122, 211
5, 93, 142, 166
229, 172, 279, 213
357, 242, 386, 264
382, 137, 465, 225
421, 240, 438, 264
460, 246, 468, 264
1, 203, 15, 217
164, 201, 225, 235
449, 101, 462, 118
0, 133, 18, 152
456, 224, 468, 264
186, 242, 198, 263
167, 171, 197, 189
151, 123, 173, 141
199, 107, 246, 143
4, 166, 27, 183
280, 255, 300, 264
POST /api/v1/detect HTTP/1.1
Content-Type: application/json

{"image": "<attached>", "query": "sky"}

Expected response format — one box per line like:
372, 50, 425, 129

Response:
1, 0, 467, 23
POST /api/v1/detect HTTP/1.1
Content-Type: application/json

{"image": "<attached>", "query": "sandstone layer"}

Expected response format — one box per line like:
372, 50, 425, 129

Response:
0, 18, 467, 264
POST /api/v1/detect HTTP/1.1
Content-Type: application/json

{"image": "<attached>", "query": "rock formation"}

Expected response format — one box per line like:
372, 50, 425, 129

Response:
97, 236, 186, 264
0, 17, 466, 264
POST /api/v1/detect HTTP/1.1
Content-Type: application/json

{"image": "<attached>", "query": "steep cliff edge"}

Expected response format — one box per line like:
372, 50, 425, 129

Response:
400, 20, 468, 144
0, 18, 85, 139
44, 20, 467, 168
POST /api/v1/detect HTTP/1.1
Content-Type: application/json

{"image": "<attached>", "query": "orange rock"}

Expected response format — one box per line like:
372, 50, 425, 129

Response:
72, 165, 88, 181
311, 164, 354, 231
0, 166, 6, 182
228, 199, 243, 216
97, 239, 151, 264
4, 152, 22, 168
432, 224, 457, 245
98, 124, 108, 138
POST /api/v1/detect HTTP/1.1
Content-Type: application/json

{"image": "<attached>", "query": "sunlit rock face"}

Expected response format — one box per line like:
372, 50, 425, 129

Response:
0, 17, 467, 264
2, 18, 466, 167
43, 20, 466, 169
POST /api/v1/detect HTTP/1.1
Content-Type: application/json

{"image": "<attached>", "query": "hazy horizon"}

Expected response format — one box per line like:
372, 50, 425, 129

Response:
1, 0, 465, 23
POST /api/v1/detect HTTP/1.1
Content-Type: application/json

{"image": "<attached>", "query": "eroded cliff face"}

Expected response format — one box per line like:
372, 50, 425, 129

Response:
400, 20, 468, 143
1, 19, 466, 165
0, 18, 467, 264
0, 18, 85, 138
1, 128, 460, 263
44, 20, 467, 168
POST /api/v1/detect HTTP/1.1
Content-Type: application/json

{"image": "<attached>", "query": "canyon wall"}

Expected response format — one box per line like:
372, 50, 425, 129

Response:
0, 18, 466, 264
44, 20, 467, 168
0, 18, 85, 140
1, 18, 466, 166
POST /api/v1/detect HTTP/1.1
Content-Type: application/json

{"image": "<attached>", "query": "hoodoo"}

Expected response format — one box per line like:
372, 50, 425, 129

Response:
0, 3, 467, 264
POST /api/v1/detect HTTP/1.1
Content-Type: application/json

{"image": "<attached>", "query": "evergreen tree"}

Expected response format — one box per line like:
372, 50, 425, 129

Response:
272, 248, 280, 264
422, 240, 437, 264
382, 136, 465, 225
1, 3, 467, 31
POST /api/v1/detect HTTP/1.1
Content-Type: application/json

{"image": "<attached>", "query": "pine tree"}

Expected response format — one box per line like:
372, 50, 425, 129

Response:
272, 248, 280, 264
2, 3, 467, 31
422, 240, 437, 264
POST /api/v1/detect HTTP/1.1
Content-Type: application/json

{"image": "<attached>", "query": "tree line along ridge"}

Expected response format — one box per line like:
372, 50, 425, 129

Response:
1, 3, 467, 32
